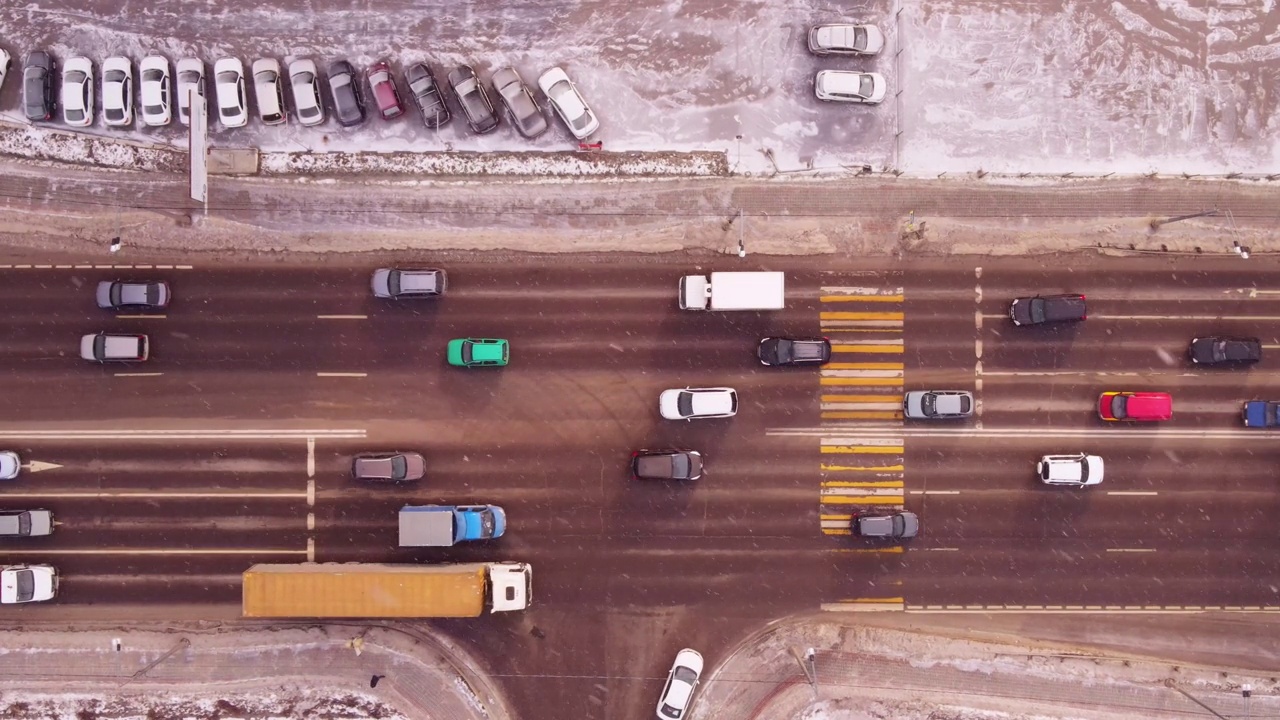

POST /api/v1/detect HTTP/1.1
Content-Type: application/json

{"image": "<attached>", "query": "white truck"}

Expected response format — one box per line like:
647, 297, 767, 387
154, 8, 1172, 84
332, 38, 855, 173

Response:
679, 271, 785, 311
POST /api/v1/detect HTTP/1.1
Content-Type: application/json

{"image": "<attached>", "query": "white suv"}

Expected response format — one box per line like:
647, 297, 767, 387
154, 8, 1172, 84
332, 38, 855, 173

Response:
660, 387, 738, 420
1038, 454, 1104, 487
1, 565, 58, 603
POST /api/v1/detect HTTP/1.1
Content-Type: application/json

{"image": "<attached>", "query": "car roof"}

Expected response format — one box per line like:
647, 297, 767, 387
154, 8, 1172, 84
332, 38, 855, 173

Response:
819, 70, 874, 96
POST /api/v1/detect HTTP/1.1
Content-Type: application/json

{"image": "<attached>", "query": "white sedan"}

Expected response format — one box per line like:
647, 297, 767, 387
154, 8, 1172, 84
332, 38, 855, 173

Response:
0, 451, 18, 480
139, 55, 172, 126
288, 59, 326, 127
537, 66, 598, 139
213, 57, 248, 128
659, 387, 737, 421
60, 57, 94, 127
102, 56, 134, 126
814, 70, 887, 105
174, 58, 205, 125
0, 48, 9, 93
656, 648, 703, 719
0, 565, 58, 604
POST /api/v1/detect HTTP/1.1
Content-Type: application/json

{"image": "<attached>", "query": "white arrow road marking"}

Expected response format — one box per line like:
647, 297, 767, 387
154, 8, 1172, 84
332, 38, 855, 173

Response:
22, 461, 62, 473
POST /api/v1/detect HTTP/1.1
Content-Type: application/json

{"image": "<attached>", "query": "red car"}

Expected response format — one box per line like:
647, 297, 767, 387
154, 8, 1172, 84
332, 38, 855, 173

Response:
365, 61, 404, 119
1098, 391, 1172, 421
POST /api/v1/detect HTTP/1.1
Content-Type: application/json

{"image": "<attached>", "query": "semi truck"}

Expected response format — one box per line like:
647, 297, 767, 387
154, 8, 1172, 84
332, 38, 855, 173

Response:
241, 562, 531, 618
398, 504, 506, 547
678, 271, 785, 311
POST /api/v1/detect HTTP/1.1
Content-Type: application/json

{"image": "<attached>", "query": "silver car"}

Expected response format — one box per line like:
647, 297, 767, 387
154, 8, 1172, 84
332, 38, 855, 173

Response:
352, 452, 426, 483
807, 24, 885, 56
371, 268, 447, 299
288, 59, 326, 127
0, 510, 54, 537
903, 390, 973, 420
492, 67, 548, 139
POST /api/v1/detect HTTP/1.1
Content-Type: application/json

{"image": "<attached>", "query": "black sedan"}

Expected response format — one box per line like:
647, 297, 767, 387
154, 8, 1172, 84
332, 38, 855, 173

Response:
631, 449, 703, 481
1189, 336, 1262, 365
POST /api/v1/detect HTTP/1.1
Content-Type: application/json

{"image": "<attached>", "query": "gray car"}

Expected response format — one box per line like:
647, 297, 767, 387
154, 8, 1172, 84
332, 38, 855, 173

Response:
96, 281, 170, 310
23, 51, 55, 121
447, 65, 499, 134
327, 60, 365, 127
903, 390, 974, 420
352, 452, 426, 483
0, 510, 53, 537
370, 268, 447, 299
855, 511, 918, 539
492, 67, 547, 139
405, 62, 450, 128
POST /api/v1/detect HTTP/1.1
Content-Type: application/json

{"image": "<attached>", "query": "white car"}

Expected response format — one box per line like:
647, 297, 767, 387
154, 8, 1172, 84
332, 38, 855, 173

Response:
537, 66, 599, 139
814, 70, 887, 105
213, 57, 248, 128
0, 48, 10, 93
60, 57, 94, 128
0, 451, 18, 480
139, 55, 171, 126
174, 58, 205, 125
1037, 454, 1104, 487
288, 59, 326, 127
0, 565, 58, 604
252, 58, 286, 125
102, 56, 134, 126
659, 387, 738, 421
807, 23, 885, 56
656, 648, 703, 719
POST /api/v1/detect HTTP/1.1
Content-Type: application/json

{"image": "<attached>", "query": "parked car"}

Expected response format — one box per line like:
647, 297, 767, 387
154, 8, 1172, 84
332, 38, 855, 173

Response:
757, 337, 831, 366
656, 648, 703, 720
139, 55, 172, 126
327, 60, 365, 127
1008, 294, 1087, 326
80, 333, 149, 362
366, 60, 404, 119
288, 59, 326, 127
1242, 400, 1280, 428
252, 58, 287, 125
492, 67, 547, 138
102, 56, 134, 126
213, 57, 248, 128
538, 66, 598, 139
0, 565, 58, 604
352, 452, 425, 483
370, 268, 447, 299
23, 51, 55, 121
659, 387, 738, 420
631, 450, 703, 481
447, 338, 509, 367
95, 281, 170, 311
807, 23, 885, 56
60, 57, 94, 127
174, 58, 205, 125
0, 48, 9, 94
1038, 453, 1104, 487
1189, 336, 1262, 365
854, 510, 918, 539
903, 390, 974, 419
448, 65, 499, 134
1098, 391, 1172, 421
814, 70, 886, 104
405, 62, 450, 128
0, 510, 54, 538
0, 451, 18, 480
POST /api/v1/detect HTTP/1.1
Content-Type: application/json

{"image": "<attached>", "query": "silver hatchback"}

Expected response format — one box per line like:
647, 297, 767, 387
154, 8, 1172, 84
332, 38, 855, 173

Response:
492, 67, 548, 139
352, 452, 426, 483
370, 268, 447, 299
0, 510, 54, 537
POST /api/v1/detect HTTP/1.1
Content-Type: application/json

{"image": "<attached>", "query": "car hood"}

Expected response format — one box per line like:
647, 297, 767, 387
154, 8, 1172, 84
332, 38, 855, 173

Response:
0, 452, 20, 479
659, 390, 682, 418
903, 391, 926, 417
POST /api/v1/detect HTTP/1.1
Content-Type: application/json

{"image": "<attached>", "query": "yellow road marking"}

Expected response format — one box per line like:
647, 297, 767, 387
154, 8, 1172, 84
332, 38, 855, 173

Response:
821, 514, 854, 521
828, 345, 904, 354
821, 446, 904, 454
822, 464, 906, 472
820, 295, 904, 303
825, 362, 904, 370
820, 377, 903, 386
821, 394, 902, 402
829, 546, 905, 554
822, 411, 903, 420
821, 311, 905, 321
823, 528, 853, 535
822, 481, 905, 488
820, 496, 906, 505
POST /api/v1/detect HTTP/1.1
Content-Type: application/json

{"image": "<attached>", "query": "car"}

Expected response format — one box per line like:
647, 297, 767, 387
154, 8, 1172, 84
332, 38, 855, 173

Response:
405, 62, 450, 128
1008, 294, 1087, 326
366, 60, 405, 120
807, 23, 886, 56
448, 65, 499, 134
854, 510, 919, 539
327, 60, 365, 127
757, 337, 831, 366
252, 58, 287, 125
814, 70, 886, 104
1242, 400, 1280, 428
656, 648, 703, 720
492, 67, 548, 139
631, 450, 703, 481
174, 58, 205, 125
60, 57, 94, 128
0, 48, 10, 94
1189, 336, 1262, 365
0, 510, 54, 538
1038, 453, 1104, 487
23, 51, 55, 121
538, 66, 599, 139
288, 59, 326, 127
903, 390, 974, 420
80, 333, 149, 362
0, 451, 18, 480
102, 56, 134, 126
139, 55, 172, 126
352, 452, 425, 483
447, 338, 509, 367
95, 281, 171, 311
659, 387, 738, 421
0, 565, 58, 604
1098, 391, 1172, 422
213, 58, 248, 128
370, 268, 447, 299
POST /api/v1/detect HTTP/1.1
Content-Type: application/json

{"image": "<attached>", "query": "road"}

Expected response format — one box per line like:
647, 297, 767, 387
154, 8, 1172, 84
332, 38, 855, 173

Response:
1, 255, 1279, 719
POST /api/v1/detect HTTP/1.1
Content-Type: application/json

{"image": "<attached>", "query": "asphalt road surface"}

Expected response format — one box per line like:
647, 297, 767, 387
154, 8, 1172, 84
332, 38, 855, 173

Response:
1, 254, 1279, 718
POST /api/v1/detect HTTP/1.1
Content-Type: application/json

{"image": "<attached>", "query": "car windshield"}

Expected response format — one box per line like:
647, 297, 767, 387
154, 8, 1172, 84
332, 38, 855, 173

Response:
461, 343, 474, 364
18, 514, 30, 535
390, 456, 406, 479
67, 107, 85, 122
1110, 394, 1127, 419
1078, 459, 1090, 483
772, 341, 793, 363
1029, 297, 1046, 323
670, 454, 689, 477
677, 393, 694, 417
145, 104, 164, 115
15, 569, 33, 602
852, 26, 868, 49
922, 394, 936, 415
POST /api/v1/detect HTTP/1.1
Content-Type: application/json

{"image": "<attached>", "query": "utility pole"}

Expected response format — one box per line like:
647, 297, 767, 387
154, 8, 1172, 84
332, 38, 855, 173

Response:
737, 210, 746, 258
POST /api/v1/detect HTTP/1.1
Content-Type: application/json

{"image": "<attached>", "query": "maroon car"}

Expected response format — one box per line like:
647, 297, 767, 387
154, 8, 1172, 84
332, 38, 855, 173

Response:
366, 61, 404, 119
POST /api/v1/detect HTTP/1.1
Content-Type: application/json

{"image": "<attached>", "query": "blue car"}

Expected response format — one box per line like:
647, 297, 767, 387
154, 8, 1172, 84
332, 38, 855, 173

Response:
1242, 400, 1280, 428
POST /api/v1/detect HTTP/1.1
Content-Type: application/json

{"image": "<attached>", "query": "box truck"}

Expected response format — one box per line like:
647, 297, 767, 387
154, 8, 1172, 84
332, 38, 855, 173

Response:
679, 271, 785, 311
398, 505, 506, 547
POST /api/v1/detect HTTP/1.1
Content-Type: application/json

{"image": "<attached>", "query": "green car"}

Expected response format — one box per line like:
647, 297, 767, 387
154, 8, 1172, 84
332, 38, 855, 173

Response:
447, 338, 509, 367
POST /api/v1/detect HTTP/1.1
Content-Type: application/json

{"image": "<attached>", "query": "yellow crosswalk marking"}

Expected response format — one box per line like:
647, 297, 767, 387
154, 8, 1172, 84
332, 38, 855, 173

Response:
829, 547, 905, 554
822, 481, 905, 488
824, 362, 904, 370
821, 446, 904, 454
820, 295, 904, 303
820, 377, 903, 386
827, 345, 904, 354
822, 411, 903, 420
821, 311, 905, 321
821, 464, 906, 472
821, 514, 854, 521
820, 496, 906, 505
822, 528, 854, 535
820, 394, 902, 402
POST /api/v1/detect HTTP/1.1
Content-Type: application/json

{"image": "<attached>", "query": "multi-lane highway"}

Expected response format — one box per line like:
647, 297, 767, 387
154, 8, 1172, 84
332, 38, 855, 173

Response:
1, 255, 1278, 718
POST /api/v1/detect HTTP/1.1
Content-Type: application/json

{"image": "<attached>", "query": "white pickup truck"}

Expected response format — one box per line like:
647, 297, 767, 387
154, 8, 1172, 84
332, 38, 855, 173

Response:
679, 271, 785, 311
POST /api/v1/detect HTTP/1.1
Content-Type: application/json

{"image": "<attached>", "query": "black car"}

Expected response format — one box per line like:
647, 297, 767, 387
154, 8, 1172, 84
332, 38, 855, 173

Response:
631, 449, 703, 481
1008, 294, 1087, 326
405, 62, 450, 128
327, 60, 365, 127
447, 65, 499, 134
758, 337, 832, 366
23, 51, 56, 121
1189, 336, 1262, 365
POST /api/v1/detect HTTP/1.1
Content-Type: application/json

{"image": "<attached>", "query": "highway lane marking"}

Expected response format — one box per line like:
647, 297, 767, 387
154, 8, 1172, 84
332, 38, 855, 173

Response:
984, 312, 1280, 321
316, 372, 368, 378
1108, 491, 1158, 496
0, 548, 307, 555
114, 372, 163, 377
306, 438, 315, 478
1107, 548, 1156, 553
820, 294, 904, 303
0, 264, 192, 269
20, 461, 61, 473
820, 377, 903, 386
316, 314, 368, 320
116, 314, 166, 319
822, 411, 903, 420
821, 600, 906, 612
829, 546, 905, 553
0, 428, 366, 439
909, 490, 960, 495
0, 491, 308, 499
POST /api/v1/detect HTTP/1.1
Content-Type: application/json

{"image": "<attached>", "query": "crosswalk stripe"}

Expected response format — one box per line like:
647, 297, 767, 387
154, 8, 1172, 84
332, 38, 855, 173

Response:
820, 394, 902, 402
820, 287, 904, 296
821, 446, 904, 454
820, 377, 903, 386
827, 345, 904, 354
822, 480, 904, 488
820, 496, 906, 505
821, 464, 905, 472
821, 403, 901, 411
821, 311, 905, 321
820, 295, 904, 303
825, 362, 904, 370
823, 411, 903, 420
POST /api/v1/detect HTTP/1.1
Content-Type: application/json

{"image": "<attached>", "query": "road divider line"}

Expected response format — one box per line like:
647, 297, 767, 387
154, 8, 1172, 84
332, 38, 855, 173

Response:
316, 372, 368, 378
316, 314, 368, 320
0, 491, 308, 499
0, 429, 366, 440
910, 490, 961, 495
1106, 548, 1156, 553
115, 372, 163, 377
0, 548, 307, 555
306, 438, 315, 478
1108, 491, 1159, 496
307, 479, 315, 506
115, 314, 167, 319
821, 599, 905, 612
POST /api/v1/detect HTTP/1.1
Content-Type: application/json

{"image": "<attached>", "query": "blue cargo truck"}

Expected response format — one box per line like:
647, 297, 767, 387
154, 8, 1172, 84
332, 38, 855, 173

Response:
398, 505, 506, 547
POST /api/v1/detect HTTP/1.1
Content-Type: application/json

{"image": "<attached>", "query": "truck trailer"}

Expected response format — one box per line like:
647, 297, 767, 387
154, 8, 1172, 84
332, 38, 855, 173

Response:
679, 271, 785, 311
398, 504, 507, 547
241, 562, 531, 618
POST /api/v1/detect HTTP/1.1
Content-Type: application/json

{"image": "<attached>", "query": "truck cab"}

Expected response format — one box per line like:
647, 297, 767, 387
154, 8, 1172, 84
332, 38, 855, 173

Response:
399, 505, 506, 547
